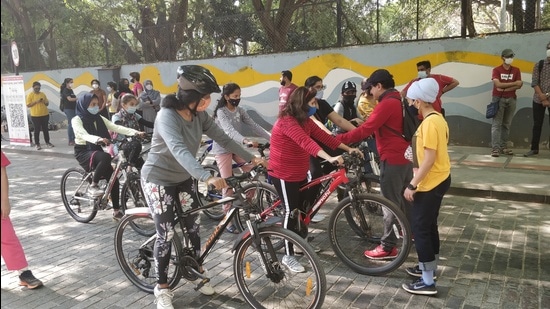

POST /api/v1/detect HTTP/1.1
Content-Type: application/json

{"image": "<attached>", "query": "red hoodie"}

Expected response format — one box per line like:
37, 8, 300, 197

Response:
337, 90, 411, 165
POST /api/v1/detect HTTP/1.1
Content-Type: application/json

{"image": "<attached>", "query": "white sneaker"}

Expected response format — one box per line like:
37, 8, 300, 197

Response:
194, 269, 215, 296
154, 285, 174, 309
282, 255, 305, 273
87, 185, 104, 197
311, 213, 325, 223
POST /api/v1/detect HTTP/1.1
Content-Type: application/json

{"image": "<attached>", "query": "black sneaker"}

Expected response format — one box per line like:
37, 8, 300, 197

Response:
402, 278, 437, 295
19, 270, 43, 289
405, 265, 437, 279
113, 211, 123, 221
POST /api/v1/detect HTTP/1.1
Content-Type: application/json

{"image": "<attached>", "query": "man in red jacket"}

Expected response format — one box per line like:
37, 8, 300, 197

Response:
337, 69, 413, 259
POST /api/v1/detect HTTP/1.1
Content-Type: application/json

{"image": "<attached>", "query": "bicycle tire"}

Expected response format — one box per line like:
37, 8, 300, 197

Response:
120, 173, 154, 236
328, 193, 412, 276
60, 167, 98, 223
114, 213, 182, 294
232, 181, 281, 233
233, 226, 326, 309
192, 164, 225, 220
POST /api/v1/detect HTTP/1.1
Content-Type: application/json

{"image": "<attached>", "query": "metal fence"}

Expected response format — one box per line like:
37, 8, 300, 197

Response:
2, 0, 548, 74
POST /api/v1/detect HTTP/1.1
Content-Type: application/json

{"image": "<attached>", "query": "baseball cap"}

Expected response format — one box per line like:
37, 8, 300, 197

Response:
406, 78, 439, 104
364, 69, 394, 88
341, 81, 357, 93
501, 49, 515, 57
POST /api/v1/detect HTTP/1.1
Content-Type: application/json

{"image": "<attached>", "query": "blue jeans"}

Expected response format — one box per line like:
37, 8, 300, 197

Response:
491, 97, 516, 150
64, 109, 76, 143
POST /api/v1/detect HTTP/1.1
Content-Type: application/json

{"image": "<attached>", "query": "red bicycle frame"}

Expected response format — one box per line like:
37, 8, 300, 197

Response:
260, 166, 350, 225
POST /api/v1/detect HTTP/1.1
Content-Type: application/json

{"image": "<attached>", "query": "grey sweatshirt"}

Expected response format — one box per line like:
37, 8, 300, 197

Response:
211, 106, 271, 155
141, 108, 255, 186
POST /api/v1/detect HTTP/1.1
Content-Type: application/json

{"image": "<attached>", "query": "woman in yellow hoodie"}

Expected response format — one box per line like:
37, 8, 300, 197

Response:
26, 81, 53, 150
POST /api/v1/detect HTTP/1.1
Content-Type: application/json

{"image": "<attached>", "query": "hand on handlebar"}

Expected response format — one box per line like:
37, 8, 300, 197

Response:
329, 155, 344, 166
136, 131, 147, 138
348, 147, 364, 159
251, 156, 268, 167
206, 176, 227, 190
97, 137, 111, 146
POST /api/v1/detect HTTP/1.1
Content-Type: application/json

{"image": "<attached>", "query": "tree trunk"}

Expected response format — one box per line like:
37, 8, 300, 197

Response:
524, 0, 536, 32
252, 0, 303, 52
512, 0, 524, 32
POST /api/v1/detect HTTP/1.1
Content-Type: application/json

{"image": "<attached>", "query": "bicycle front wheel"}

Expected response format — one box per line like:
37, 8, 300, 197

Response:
328, 193, 412, 276
193, 164, 225, 220
60, 167, 97, 223
233, 226, 326, 309
233, 181, 281, 233
120, 173, 154, 236
114, 213, 182, 293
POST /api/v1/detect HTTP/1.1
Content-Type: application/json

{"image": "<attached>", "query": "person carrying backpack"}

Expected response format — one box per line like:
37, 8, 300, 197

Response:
332, 81, 363, 135
336, 69, 413, 260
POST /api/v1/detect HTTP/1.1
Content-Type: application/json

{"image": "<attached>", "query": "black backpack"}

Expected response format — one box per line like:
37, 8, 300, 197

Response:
384, 99, 421, 142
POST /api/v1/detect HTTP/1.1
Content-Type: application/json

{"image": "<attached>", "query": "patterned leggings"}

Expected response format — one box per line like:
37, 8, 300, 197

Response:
141, 177, 201, 285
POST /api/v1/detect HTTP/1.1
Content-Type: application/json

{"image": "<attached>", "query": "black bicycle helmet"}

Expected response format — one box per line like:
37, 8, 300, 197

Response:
177, 65, 221, 94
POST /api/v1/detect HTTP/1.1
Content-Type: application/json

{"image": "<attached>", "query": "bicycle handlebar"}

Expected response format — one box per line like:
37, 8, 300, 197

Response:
208, 164, 268, 190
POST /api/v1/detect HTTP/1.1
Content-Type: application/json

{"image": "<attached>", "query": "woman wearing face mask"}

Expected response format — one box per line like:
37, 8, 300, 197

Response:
138, 80, 161, 133
269, 86, 359, 273
60, 78, 78, 146
211, 83, 271, 233
106, 81, 118, 119
89, 79, 108, 119
140, 65, 266, 307
72, 93, 145, 220
129, 72, 143, 97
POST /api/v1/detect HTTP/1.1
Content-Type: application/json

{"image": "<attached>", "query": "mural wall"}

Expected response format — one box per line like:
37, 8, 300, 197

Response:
4, 31, 550, 148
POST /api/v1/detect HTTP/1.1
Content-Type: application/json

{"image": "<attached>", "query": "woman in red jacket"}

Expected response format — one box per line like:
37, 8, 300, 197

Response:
268, 86, 359, 273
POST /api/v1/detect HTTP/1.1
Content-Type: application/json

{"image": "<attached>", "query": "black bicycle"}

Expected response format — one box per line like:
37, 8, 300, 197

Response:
114, 166, 326, 308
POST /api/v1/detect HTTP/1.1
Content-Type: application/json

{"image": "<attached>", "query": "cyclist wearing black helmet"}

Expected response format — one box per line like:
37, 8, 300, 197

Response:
140, 65, 266, 309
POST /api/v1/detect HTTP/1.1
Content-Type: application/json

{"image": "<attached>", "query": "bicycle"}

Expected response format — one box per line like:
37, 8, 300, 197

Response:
234, 150, 412, 276
194, 141, 271, 220
60, 135, 150, 225
114, 166, 327, 309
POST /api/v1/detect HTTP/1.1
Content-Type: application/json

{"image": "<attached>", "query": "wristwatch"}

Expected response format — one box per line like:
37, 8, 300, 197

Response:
407, 184, 417, 190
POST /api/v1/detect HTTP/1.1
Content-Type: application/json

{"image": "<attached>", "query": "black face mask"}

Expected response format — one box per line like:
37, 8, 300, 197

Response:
229, 98, 241, 107
130, 78, 135, 83
280, 80, 286, 86
343, 95, 356, 102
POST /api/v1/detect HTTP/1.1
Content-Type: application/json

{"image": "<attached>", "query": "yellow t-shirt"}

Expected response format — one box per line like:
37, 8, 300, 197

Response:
26, 92, 49, 117
414, 112, 451, 192
107, 93, 117, 113
357, 94, 377, 119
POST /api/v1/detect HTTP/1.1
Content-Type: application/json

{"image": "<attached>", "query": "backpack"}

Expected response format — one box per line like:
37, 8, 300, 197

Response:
384, 99, 420, 142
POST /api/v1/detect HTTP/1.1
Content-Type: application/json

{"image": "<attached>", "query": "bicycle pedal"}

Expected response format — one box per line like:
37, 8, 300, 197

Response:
193, 278, 210, 291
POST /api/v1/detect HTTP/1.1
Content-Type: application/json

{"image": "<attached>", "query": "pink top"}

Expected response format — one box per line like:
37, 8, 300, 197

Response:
278, 83, 298, 111
132, 82, 144, 96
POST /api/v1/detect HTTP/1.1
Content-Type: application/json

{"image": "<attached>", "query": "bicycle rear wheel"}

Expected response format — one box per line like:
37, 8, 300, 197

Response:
60, 167, 98, 223
193, 164, 225, 220
233, 226, 326, 309
328, 193, 412, 276
114, 213, 182, 293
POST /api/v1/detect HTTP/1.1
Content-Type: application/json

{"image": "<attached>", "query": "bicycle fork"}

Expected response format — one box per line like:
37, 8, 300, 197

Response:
245, 219, 285, 283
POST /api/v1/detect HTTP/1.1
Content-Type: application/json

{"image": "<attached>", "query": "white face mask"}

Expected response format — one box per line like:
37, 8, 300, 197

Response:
504, 58, 514, 65
69, 83, 74, 88
546, 49, 550, 58
145, 85, 153, 91
106, 86, 112, 92
92, 84, 99, 89
417, 71, 428, 79
315, 90, 324, 99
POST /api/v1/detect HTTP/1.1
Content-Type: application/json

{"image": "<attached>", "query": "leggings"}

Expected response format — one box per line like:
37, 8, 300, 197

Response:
141, 178, 200, 285
31, 115, 50, 145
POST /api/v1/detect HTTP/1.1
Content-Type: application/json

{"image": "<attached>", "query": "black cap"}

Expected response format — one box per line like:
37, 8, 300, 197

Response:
364, 69, 393, 88
341, 81, 357, 93
281, 70, 293, 81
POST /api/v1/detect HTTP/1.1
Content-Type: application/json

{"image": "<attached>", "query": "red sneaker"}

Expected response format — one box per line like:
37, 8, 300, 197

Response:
364, 245, 398, 260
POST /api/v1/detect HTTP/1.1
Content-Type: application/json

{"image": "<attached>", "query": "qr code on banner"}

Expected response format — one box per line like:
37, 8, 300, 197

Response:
8, 104, 26, 128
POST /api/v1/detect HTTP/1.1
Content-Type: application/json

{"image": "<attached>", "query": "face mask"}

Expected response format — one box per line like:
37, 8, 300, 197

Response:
228, 98, 240, 107
504, 58, 514, 65
145, 85, 153, 91
280, 80, 286, 86
196, 98, 211, 112
130, 78, 135, 83
307, 105, 317, 117
343, 94, 356, 102
92, 84, 99, 89
417, 71, 428, 79
69, 83, 74, 88
315, 90, 323, 99
126, 106, 138, 114
106, 86, 112, 92
87, 106, 100, 115
546, 49, 550, 57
